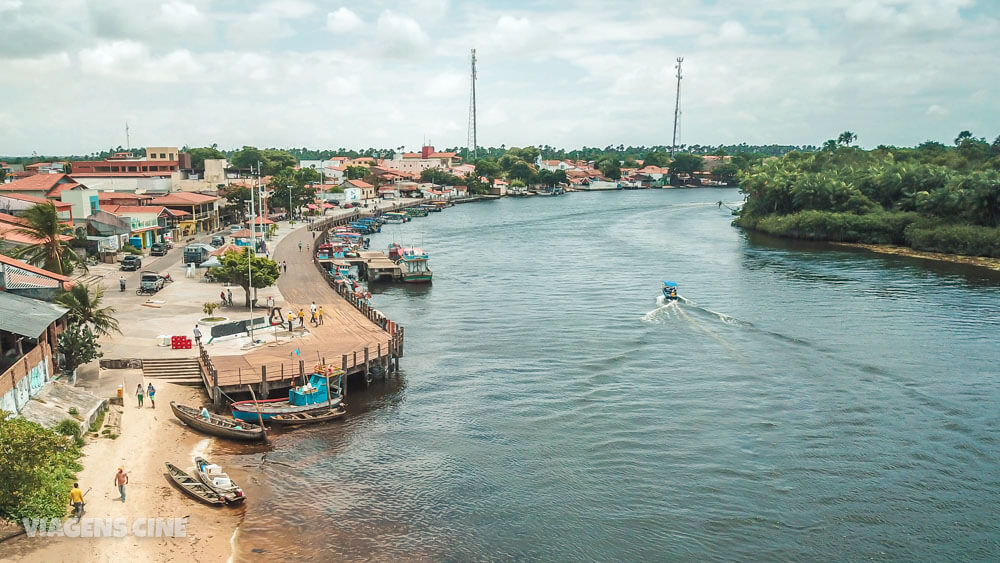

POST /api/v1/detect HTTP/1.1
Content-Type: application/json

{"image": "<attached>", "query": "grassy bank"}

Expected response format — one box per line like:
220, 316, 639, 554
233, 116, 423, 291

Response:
735, 210, 1000, 258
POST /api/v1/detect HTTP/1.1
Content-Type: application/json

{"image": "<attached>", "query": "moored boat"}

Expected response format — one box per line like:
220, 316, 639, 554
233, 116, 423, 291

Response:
170, 402, 265, 441
231, 371, 343, 422
164, 462, 226, 505
396, 247, 433, 283
270, 404, 347, 426
662, 281, 679, 300
194, 456, 246, 504
405, 207, 429, 217
383, 212, 410, 223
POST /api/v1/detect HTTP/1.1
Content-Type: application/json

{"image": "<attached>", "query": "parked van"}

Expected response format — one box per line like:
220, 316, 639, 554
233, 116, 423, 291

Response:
183, 244, 212, 266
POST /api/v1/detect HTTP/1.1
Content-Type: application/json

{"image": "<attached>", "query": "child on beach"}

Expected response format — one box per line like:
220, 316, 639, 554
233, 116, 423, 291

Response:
146, 383, 156, 408
136, 384, 144, 407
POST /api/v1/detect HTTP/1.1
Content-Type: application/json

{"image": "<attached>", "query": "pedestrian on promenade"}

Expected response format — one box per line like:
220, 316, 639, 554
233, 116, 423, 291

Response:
70, 482, 84, 516
146, 383, 156, 408
283, 261, 287, 273
312, 230, 315, 239
220, 290, 226, 306
298, 241, 302, 252
227, 289, 233, 306
287, 311, 295, 331
114, 468, 128, 503
318, 306, 324, 326
135, 384, 144, 407
309, 302, 318, 326
298, 308, 305, 327
119, 276, 126, 292
193, 324, 202, 344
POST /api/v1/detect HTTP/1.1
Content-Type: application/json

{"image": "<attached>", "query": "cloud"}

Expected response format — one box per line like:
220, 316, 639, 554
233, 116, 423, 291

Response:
424, 72, 466, 98
375, 10, 430, 59
78, 40, 203, 82
325, 7, 362, 33
926, 104, 949, 117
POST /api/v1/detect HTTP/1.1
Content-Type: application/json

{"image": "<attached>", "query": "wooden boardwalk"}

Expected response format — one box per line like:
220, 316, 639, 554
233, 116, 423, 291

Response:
203, 215, 402, 401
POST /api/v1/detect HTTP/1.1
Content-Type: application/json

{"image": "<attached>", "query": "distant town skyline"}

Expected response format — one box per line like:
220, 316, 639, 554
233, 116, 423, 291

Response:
1, 0, 998, 155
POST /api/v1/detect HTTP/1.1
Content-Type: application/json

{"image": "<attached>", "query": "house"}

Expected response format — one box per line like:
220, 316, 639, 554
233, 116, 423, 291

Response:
100, 205, 170, 249
378, 186, 399, 200
338, 179, 375, 201
0, 173, 87, 200
25, 162, 69, 175
0, 213, 73, 254
148, 192, 220, 235
0, 265, 70, 414
0, 193, 76, 223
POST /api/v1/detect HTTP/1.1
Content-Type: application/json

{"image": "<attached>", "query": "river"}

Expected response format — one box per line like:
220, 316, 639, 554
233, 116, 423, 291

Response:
231, 188, 1000, 561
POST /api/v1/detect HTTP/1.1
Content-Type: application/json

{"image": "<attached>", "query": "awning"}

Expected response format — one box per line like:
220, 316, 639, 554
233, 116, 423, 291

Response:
322, 203, 335, 209
306, 204, 319, 210
0, 291, 67, 339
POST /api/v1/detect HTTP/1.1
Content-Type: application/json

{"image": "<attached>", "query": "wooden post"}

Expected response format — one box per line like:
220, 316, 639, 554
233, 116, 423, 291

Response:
260, 366, 269, 399
342, 354, 347, 372
246, 385, 268, 442
363, 347, 369, 386
212, 368, 220, 408
299, 359, 306, 386
353, 351, 357, 367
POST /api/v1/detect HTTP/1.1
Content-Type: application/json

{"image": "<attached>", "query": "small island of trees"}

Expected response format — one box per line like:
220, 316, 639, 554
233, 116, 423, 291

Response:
735, 131, 1000, 258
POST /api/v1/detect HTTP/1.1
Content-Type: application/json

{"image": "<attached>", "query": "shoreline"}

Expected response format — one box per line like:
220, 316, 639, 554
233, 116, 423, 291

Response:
830, 242, 1000, 272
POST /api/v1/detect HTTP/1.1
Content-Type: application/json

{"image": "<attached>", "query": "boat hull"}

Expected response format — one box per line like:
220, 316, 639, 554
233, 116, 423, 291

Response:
164, 463, 225, 505
231, 395, 343, 421
170, 402, 265, 441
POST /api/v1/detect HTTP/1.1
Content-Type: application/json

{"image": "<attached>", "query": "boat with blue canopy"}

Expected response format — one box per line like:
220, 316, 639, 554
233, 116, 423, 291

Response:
231, 370, 343, 421
662, 281, 679, 300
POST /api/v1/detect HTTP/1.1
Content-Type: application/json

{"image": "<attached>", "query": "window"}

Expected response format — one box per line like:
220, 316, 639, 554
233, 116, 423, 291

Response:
160, 153, 166, 159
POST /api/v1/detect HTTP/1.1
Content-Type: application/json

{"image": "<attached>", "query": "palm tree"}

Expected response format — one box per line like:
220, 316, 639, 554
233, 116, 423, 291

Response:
837, 131, 858, 146
11, 201, 85, 275
54, 283, 120, 337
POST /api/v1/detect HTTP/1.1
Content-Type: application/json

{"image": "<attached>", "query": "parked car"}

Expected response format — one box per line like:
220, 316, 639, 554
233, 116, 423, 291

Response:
342, 203, 354, 209
229, 224, 241, 233
210, 235, 225, 247
150, 243, 167, 256
138, 271, 165, 293
120, 255, 142, 271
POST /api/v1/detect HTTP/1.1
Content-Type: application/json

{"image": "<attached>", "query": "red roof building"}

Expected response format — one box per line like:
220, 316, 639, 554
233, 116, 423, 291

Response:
0, 174, 86, 198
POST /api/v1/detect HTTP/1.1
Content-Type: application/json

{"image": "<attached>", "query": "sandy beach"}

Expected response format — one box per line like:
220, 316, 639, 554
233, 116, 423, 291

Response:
831, 242, 1000, 272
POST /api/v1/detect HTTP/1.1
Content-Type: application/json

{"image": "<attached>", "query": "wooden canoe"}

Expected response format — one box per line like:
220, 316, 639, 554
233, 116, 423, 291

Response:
170, 401, 265, 441
164, 462, 225, 505
269, 405, 347, 426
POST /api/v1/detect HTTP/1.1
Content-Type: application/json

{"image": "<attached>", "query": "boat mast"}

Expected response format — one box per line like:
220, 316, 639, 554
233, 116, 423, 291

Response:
671, 56, 683, 157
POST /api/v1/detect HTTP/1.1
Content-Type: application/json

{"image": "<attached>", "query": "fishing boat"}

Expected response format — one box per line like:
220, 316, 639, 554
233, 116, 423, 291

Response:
387, 242, 404, 262
420, 203, 442, 212
231, 371, 343, 422
432, 200, 453, 209
194, 456, 246, 504
662, 281, 679, 300
164, 462, 226, 505
396, 247, 433, 283
269, 404, 347, 426
405, 207, 429, 217
382, 212, 410, 223
170, 402, 265, 441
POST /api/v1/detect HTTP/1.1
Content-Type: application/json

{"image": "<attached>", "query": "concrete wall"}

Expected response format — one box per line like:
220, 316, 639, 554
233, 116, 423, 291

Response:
61, 188, 99, 222
0, 340, 52, 415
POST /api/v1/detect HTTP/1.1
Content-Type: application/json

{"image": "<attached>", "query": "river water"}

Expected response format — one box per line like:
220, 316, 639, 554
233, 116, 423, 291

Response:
231, 188, 1000, 561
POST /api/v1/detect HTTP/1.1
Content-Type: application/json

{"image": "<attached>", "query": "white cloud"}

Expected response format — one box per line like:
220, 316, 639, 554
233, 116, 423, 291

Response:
325, 7, 362, 33
926, 104, 949, 117
0, 0, 22, 12
424, 72, 466, 98
375, 10, 430, 58
78, 40, 203, 82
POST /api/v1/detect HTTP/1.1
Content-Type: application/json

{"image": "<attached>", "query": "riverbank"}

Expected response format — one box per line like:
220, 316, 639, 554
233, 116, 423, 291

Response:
831, 241, 1000, 272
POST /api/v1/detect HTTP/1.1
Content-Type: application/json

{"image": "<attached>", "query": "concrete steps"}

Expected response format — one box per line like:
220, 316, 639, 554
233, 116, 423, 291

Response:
142, 358, 203, 386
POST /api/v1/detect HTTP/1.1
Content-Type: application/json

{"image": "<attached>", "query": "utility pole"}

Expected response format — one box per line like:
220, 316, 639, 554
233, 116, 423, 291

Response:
671, 56, 683, 157
467, 48, 478, 160
125, 121, 130, 151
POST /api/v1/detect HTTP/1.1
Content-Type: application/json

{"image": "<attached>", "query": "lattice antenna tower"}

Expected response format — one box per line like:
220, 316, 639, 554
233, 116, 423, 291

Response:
671, 56, 683, 157
467, 48, 478, 160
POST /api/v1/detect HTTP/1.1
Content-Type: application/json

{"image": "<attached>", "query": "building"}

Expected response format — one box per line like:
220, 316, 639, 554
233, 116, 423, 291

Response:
0, 213, 73, 255
0, 260, 70, 415
337, 179, 375, 201
148, 192, 220, 235
0, 173, 87, 200
0, 193, 76, 223
70, 148, 184, 175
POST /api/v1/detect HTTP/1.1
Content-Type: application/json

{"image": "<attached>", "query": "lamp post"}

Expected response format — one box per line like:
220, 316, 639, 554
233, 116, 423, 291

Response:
287, 185, 293, 221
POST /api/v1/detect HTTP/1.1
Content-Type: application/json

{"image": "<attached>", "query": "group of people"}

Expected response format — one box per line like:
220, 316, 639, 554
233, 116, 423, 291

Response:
219, 288, 234, 306
69, 467, 129, 514
135, 382, 156, 407
285, 301, 325, 330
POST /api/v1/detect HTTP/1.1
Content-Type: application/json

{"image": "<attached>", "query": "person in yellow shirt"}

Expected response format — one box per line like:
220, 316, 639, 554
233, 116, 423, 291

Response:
70, 482, 85, 516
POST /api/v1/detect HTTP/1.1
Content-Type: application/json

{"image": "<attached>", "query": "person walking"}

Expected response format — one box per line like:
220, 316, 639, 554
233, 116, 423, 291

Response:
287, 311, 295, 331
135, 384, 144, 407
146, 383, 156, 408
318, 306, 324, 326
119, 276, 126, 292
297, 308, 305, 327
220, 290, 226, 306
281, 261, 287, 273
309, 301, 318, 326
227, 289, 233, 306
193, 324, 202, 345
298, 241, 303, 252
114, 468, 128, 503
70, 482, 85, 517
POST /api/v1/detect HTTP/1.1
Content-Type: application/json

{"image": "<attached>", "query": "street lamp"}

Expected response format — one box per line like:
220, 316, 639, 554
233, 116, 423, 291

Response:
287, 185, 293, 221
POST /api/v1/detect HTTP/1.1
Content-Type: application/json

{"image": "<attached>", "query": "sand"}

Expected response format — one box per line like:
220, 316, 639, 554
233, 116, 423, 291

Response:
831, 242, 1000, 272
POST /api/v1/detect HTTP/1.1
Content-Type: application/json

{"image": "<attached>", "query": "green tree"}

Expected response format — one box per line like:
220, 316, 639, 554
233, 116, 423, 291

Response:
506, 159, 538, 183
221, 186, 252, 222
474, 160, 501, 187
837, 131, 858, 146
597, 158, 621, 180
420, 168, 461, 185
58, 323, 102, 375
668, 153, 703, 184
229, 146, 263, 170
643, 151, 671, 167
346, 165, 369, 180
0, 414, 81, 520
10, 202, 85, 275
210, 249, 281, 306
54, 284, 120, 337
187, 146, 226, 170
713, 162, 740, 184
268, 168, 318, 213
955, 130, 972, 146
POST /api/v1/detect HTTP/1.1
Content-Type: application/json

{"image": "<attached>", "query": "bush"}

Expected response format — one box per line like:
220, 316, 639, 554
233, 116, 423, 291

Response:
0, 414, 82, 521
203, 302, 220, 316
122, 244, 143, 255
904, 223, 1000, 257
54, 419, 81, 437
68, 407, 78, 416
745, 210, 921, 245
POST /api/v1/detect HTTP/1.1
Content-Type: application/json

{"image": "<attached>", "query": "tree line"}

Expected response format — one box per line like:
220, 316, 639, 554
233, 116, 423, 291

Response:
736, 131, 1000, 257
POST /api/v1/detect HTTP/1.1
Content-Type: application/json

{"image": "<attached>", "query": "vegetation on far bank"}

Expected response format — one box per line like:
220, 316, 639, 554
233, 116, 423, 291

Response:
735, 131, 1000, 258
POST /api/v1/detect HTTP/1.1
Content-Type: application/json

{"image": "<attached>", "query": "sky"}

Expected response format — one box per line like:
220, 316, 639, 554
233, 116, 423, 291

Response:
1, 0, 998, 156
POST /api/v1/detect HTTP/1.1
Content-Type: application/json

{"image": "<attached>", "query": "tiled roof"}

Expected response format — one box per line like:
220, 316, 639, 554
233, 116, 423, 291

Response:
0, 173, 73, 194
102, 205, 165, 215
96, 192, 153, 202
149, 192, 218, 205
343, 179, 373, 189
0, 193, 73, 209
